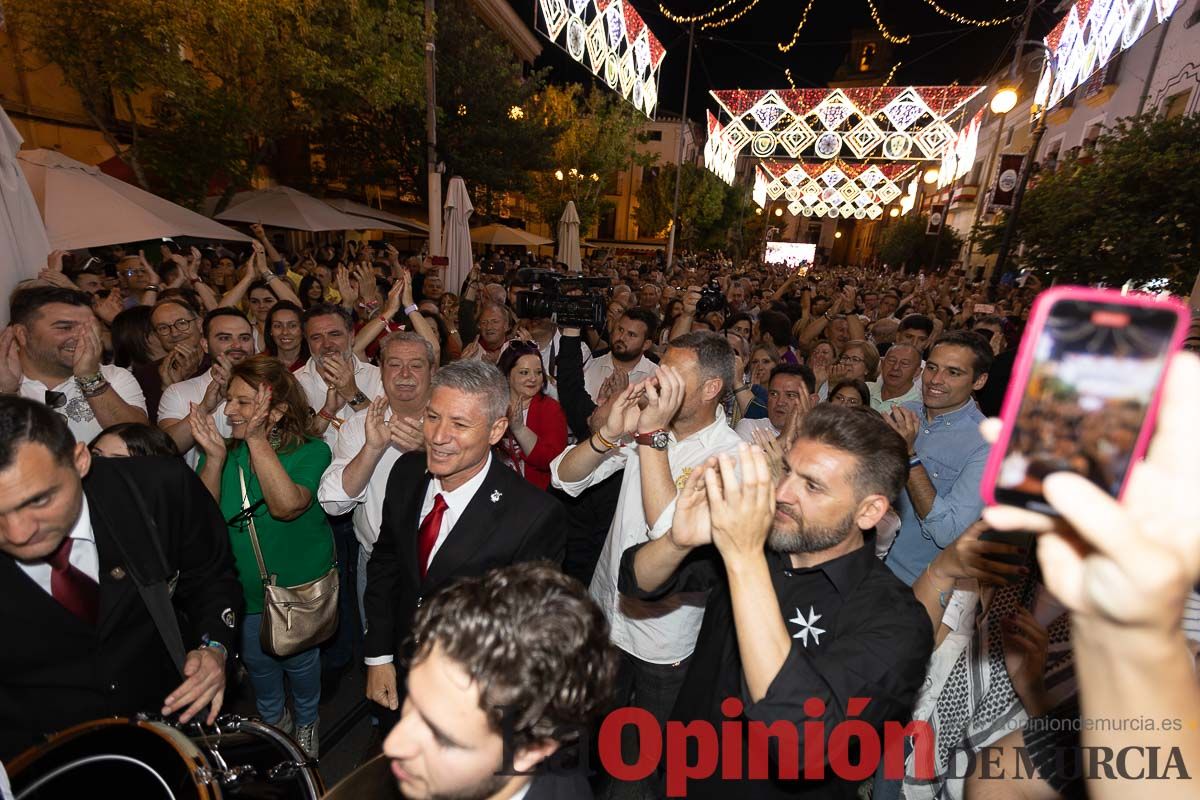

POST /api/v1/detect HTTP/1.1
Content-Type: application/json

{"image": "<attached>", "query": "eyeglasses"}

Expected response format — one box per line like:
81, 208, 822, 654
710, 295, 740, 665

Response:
154, 318, 198, 337
838, 355, 865, 365
45, 390, 67, 410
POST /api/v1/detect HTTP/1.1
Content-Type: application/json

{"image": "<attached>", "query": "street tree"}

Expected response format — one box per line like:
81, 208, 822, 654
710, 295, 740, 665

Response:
976, 113, 1200, 291
877, 214, 964, 271
635, 163, 729, 249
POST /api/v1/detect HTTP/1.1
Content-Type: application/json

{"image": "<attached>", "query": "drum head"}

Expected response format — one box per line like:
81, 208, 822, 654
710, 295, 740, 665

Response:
8, 719, 209, 800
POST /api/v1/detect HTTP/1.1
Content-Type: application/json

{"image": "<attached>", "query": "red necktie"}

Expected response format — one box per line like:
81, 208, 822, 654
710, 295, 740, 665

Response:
416, 493, 448, 579
48, 537, 99, 626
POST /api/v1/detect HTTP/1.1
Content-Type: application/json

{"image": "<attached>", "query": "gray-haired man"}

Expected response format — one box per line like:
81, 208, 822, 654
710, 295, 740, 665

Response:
362, 360, 567, 725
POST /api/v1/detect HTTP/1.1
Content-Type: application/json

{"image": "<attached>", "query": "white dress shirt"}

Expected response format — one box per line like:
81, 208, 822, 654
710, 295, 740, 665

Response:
15, 496, 99, 593
734, 416, 778, 444
363, 454, 493, 666
157, 368, 232, 467
318, 406, 415, 552
551, 409, 743, 664
293, 355, 384, 444
19, 365, 147, 444
583, 352, 657, 405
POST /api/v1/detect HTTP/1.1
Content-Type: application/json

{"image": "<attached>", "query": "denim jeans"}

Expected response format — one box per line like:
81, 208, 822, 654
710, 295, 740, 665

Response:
241, 613, 322, 727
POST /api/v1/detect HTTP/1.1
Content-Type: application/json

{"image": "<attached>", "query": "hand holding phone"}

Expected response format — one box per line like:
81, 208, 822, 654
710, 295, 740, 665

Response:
981, 287, 1189, 513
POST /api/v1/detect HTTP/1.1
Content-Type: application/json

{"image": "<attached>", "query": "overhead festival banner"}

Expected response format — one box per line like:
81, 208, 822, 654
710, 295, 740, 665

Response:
990, 153, 1025, 210
1038, 0, 1182, 111
926, 204, 946, 235
537, 0, 666, 117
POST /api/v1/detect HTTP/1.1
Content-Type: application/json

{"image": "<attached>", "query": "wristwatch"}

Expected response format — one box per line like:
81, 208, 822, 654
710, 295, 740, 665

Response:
634, 429, 670, 450
350, 390, 370, 406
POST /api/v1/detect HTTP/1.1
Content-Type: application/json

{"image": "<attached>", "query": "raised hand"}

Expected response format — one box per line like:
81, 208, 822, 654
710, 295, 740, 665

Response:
363, 396, 390, 451
1002, 607, 1051, 716
188, 403, 227, 460
598, 381, 645, 442
70, 321, 103, 378
242, 384, 274, 442
669, 459, 715, 549
707, 444, 775, 562
335, 265, 358, 308
982, 353, 1200, 634
638, 365, 685, 431
884, 405, 921, 454
388, 415, 425, 453
356, 264, 379, 303
381, 278, 404, 320
752, 427, 785, 483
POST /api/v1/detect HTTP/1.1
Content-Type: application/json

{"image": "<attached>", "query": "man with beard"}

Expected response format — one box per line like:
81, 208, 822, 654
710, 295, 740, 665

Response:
295, 303, 383, 442
157, 308, 255, 465
583, 308, 658, 404
4, 286, 147, 443
619, 407, 932, 798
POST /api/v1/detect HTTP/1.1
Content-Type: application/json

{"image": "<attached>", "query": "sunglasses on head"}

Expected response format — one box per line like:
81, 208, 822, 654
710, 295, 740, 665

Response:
45, 390, 67, 410
508, 339, 540, 351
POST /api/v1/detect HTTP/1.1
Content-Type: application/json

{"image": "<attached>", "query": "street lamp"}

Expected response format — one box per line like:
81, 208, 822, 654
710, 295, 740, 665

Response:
774, 207, 783, 217
990, 85, 1018, 115
923, 167, 940, 185
992, 40, 1057, 279
889, 207, 900, 218
755, 208, 763, 216
554, 170, 564, 181
834, 230, 843, 239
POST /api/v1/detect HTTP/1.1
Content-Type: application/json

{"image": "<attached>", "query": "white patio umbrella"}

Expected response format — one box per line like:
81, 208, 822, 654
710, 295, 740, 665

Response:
556, 201, 582, 273
214, 185, 392, 232
0, 107, 49, 326
18, 149, 251, 252
325, 198, 429, 235
442, 177, 474, 294
469, 223, 553, 248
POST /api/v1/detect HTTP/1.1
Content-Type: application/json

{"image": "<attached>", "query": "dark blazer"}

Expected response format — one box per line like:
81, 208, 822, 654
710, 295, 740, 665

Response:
364, 452, 567, 664
0, 456, 243, 761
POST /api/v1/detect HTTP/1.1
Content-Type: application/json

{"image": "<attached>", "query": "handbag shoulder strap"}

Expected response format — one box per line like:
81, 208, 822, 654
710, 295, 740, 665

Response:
107, 468, 188, 677
238, 466, 272, 586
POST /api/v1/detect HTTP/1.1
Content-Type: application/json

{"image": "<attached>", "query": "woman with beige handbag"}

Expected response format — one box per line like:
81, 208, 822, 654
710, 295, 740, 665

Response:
190, 354, 337, 760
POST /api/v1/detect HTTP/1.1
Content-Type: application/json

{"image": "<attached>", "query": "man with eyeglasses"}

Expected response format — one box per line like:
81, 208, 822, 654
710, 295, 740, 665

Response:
125, 299, 208, 425
1, 286, 147, 443
157, 308, 255, 465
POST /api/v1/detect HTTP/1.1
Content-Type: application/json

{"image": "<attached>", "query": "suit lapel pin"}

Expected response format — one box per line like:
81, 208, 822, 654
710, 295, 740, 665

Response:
109, 567, 126, 580
491, 490, 502, 503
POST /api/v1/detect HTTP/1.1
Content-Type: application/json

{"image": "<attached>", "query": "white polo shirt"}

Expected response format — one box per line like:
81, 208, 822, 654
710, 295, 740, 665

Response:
157, 368, 231, 467
19, 364, 147, 444
293, 355, 384, 444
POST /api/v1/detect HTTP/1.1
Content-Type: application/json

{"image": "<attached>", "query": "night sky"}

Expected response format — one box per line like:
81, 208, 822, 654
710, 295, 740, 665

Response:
509, 0, 1064, 121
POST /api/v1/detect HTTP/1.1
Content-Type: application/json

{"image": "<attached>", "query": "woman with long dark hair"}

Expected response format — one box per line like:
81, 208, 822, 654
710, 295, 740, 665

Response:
264, 301, 309, 371
495, 340, 568, 490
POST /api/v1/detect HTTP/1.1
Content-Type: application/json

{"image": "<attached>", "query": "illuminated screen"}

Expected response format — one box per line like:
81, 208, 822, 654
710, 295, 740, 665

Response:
764, 242, 816, 269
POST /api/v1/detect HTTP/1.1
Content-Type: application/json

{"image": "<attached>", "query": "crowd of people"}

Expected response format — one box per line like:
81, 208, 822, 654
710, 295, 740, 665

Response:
1, 227, 1199, 800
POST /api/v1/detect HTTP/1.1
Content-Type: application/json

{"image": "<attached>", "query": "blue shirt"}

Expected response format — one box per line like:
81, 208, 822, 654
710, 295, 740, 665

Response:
884, 399, 989, 585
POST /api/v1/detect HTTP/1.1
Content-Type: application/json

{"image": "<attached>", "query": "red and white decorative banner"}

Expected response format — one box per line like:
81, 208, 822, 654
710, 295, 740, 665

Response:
537, 0, 666, 117
704, 86, 984, 171
754, 159, 918, 220
989, 153, 1025, 210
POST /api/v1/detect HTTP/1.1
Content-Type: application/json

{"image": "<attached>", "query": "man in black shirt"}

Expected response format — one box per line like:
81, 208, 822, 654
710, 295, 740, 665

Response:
618, 405, 933, 798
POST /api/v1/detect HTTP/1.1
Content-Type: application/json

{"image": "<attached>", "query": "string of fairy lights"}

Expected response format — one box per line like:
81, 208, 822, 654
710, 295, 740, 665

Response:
659, 0, 1018, 51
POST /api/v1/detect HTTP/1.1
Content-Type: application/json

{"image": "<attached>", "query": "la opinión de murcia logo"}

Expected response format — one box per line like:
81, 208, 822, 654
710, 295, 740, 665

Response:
494, 699, 1192, 797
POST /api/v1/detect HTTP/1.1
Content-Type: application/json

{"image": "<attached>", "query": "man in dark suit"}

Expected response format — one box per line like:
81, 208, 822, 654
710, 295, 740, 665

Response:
383, 563, 617, 800
0, 397, 242, 761
364, 360, 567, 721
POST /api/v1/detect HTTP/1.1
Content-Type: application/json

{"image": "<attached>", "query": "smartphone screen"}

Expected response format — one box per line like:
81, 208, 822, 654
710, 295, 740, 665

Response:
991, 297, 1180, 511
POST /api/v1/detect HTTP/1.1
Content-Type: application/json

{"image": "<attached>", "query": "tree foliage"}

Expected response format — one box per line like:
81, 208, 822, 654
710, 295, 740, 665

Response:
8, 0, 425, 207
635, 163, 731, 249
877, 214, 964, 270
979, 113, 1200, 290
525, 84, 652, 233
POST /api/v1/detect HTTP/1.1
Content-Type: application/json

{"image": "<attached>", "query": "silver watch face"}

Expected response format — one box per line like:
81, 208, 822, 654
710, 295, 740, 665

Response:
650, 431, 670, 449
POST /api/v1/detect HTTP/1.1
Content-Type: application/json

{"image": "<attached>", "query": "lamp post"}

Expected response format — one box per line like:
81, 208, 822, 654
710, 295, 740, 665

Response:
991, 41, 1057, 280
665, 21, 696, 269
425, 0, 442, 255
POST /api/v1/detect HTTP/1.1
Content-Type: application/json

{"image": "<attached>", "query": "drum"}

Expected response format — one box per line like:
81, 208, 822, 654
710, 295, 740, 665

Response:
6, 715, 324, 799
321, 755, 400, 800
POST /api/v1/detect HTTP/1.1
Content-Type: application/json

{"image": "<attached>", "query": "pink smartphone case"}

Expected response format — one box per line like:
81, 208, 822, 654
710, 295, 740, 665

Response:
978, 285, 1190, 507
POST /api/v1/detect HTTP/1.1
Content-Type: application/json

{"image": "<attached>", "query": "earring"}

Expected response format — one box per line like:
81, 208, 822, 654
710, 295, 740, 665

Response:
268, 423, 283, 450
